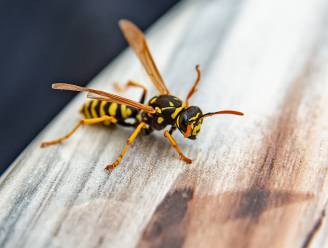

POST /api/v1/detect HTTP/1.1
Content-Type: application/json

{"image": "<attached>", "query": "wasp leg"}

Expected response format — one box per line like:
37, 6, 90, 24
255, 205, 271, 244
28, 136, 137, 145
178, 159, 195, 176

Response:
169, 126, 177, 135
40, 115, 117, 148
114, 80, 148, 104
185, 65, 201, 106
164, 130, 192, 164
105, 122, 146, 172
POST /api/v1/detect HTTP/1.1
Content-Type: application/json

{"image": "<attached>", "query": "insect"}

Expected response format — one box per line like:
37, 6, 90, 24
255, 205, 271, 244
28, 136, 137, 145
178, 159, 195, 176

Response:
41, 19, 244, 172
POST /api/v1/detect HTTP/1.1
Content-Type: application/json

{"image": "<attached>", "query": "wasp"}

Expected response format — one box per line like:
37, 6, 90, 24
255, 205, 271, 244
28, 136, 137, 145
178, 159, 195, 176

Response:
41, 20, 244, 172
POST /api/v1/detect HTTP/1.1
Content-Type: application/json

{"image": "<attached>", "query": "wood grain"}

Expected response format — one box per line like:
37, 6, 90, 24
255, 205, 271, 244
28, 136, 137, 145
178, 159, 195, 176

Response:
0, 0, 328, 247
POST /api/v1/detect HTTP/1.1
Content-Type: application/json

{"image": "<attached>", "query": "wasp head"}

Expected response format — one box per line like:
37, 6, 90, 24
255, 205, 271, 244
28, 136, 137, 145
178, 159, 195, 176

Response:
176, 106, 203, 140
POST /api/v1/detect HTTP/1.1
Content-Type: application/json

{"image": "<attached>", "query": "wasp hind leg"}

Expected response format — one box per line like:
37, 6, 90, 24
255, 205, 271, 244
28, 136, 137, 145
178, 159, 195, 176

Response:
105, 122, 146, 172
40, 115, 117, 148
164, 130, 192, 164
114, 80, 148, 104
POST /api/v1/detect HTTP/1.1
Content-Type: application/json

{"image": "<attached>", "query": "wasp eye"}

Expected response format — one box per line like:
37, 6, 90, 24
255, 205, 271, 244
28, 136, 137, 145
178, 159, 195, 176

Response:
182, 116, 189, 125
181, 111, 188, 121
178, 112, 189, 131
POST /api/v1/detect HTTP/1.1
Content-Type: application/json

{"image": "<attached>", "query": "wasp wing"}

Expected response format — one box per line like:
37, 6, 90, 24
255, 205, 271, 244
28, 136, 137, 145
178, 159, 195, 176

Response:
52, 83, 155, 114
86, 93, 156, 114
119, 19, 170, 95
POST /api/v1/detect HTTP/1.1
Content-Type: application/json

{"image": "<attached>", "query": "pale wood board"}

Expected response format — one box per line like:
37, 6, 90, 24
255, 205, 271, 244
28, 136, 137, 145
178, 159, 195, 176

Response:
1, 0, 328, 247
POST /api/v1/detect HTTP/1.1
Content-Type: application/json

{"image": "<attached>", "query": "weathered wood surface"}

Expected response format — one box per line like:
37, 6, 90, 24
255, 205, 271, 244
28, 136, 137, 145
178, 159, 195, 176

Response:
1, 0, 328, 247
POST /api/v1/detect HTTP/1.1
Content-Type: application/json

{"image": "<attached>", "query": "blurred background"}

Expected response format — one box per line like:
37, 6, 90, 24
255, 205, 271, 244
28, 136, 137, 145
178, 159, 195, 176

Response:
0, 0, 180, 175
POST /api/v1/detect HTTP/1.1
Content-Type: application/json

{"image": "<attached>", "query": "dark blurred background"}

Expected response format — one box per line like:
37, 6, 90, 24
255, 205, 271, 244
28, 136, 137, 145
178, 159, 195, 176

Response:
0, 0, 180, 175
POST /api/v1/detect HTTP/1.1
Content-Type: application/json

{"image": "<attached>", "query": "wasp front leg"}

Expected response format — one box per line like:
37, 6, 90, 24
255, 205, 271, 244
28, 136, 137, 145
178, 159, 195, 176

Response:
164, 130, 192, 164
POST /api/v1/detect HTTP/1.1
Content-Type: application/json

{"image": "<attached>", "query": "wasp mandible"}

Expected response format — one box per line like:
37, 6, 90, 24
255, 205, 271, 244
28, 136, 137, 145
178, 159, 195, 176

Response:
41, 20, 244, 171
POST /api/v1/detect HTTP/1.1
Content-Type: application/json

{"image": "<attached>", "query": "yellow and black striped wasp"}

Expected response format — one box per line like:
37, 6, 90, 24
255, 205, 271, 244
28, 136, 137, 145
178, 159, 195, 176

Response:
41, 20, 244, 172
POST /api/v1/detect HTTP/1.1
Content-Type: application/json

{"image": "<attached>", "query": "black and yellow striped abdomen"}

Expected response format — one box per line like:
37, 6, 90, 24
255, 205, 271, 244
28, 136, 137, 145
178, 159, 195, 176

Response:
80, 100, 139, 126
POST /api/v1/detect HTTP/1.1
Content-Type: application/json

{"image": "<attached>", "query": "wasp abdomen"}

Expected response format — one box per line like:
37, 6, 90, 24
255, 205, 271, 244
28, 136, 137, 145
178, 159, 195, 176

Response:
80, 100, 139, 125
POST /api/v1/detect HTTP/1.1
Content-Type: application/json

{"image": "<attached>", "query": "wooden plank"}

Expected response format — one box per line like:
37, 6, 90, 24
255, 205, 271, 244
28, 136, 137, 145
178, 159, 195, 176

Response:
0, 0, 328, 247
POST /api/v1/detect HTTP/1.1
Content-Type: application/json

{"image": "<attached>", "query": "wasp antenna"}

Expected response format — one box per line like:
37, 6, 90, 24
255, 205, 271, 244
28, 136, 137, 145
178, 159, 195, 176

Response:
185, 64, 201, 106
201, 110, 244, 119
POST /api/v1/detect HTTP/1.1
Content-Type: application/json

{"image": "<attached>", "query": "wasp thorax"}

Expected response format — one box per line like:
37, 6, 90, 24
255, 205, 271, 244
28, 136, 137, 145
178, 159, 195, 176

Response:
177, 106, 203, 140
